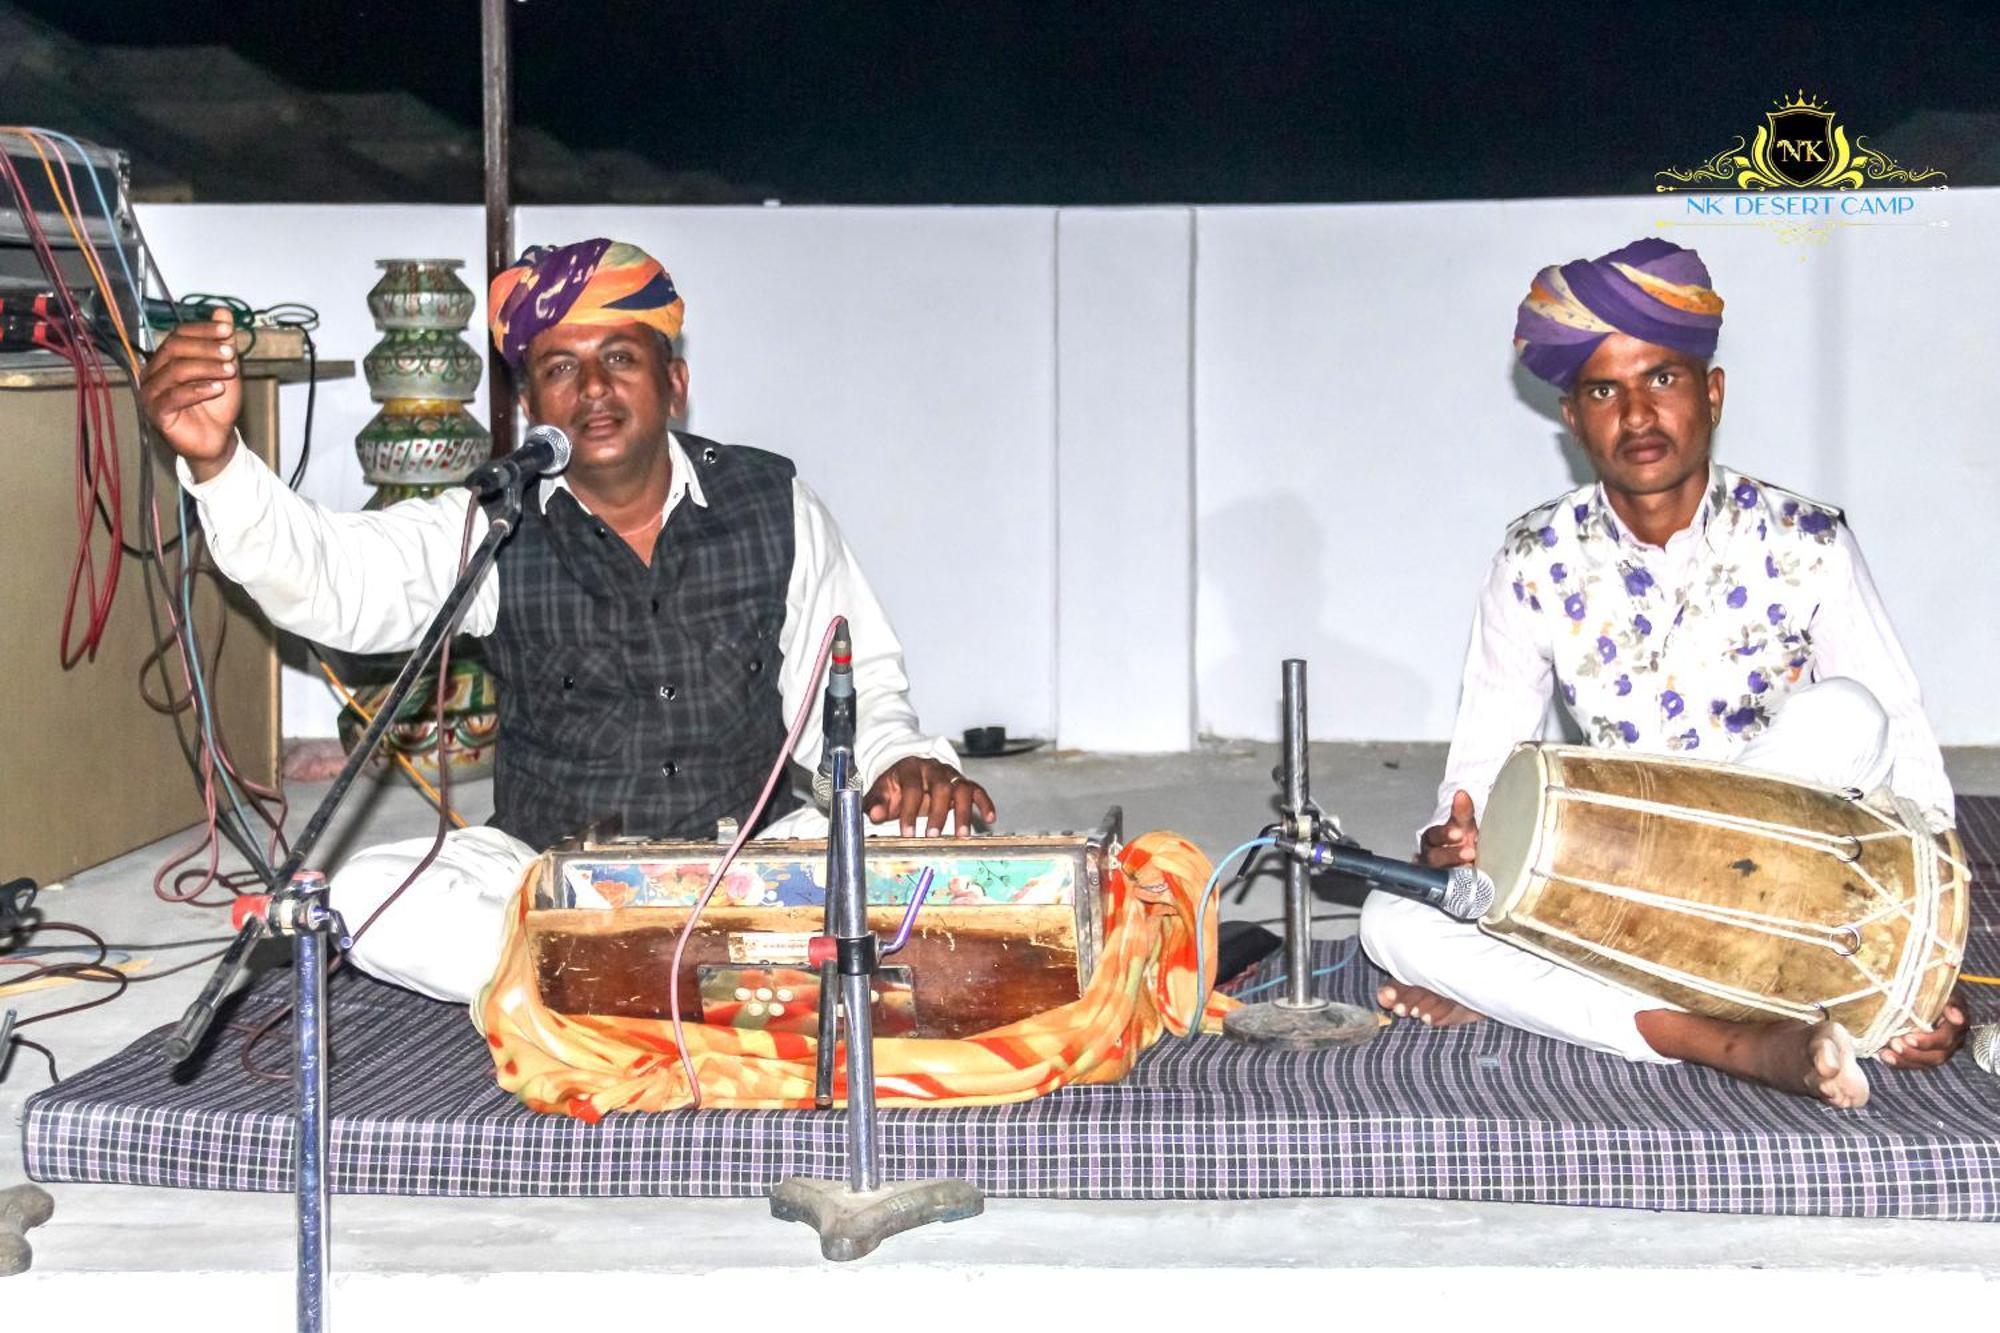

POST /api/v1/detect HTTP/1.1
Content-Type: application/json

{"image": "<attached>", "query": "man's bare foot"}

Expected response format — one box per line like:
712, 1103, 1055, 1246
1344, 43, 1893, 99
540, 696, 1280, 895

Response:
1377, 982, 1484, 1028
1787, 1021, 1870, 1108
1638, 1010, 1871, 1108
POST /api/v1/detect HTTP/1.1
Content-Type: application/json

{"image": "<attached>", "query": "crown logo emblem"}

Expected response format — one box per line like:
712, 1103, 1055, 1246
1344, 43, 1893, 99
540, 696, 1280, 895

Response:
1657, 93, 1944, 192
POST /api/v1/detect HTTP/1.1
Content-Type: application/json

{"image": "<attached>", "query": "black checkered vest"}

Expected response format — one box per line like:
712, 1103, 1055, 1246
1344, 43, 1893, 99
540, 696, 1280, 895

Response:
481, 434, 802, 850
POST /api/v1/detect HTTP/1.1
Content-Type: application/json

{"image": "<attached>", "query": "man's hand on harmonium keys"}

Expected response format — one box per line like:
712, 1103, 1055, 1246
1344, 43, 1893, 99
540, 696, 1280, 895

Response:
865, 757, 998, 836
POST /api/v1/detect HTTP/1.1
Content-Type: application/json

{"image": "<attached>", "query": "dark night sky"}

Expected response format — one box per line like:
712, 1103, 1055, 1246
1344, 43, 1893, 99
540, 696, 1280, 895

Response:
19, 1, 2000, 202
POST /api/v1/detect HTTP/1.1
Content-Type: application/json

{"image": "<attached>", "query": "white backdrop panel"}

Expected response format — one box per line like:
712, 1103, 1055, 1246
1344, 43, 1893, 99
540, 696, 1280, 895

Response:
131, 194, 1997, 750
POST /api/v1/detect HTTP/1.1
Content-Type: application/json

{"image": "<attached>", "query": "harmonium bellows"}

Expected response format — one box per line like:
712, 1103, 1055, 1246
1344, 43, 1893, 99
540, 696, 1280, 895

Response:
527, 811, 1121, 1040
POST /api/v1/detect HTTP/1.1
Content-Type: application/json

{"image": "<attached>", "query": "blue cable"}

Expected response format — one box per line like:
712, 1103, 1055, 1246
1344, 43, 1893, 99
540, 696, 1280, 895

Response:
1228, 936, 1363, 1000
1183, 835, 1276, 1037
23, 128, 145, 322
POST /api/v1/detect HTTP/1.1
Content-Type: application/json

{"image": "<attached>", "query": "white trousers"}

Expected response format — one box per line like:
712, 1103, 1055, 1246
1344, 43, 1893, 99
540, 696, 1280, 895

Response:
330, 803, 845, 1005
1360, 678, 1895, 1063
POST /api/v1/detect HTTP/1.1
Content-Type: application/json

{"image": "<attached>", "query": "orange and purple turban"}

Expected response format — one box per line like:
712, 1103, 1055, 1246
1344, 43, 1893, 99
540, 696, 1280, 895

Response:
1513, 238, 1724, 391
487, 239, 685, 375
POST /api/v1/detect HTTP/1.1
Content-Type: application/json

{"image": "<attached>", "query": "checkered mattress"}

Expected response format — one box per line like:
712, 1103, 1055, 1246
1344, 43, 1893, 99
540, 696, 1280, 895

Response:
20, 799, 2000, 1217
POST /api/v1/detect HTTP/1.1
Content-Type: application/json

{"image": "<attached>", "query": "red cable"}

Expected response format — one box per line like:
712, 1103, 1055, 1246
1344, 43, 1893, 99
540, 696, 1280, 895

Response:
0, 147, 123, 662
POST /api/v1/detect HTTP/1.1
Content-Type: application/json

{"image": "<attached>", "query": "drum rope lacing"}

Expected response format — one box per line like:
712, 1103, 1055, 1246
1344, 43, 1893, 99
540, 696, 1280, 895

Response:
1529, 784, 1967, 1050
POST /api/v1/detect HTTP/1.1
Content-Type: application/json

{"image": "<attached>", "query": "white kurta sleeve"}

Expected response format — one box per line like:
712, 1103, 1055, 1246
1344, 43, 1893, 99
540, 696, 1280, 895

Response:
1807, 524, 1955, 823
775, 479, 959, 790
178, 442, 500, 652
1428, 549, 1558, 838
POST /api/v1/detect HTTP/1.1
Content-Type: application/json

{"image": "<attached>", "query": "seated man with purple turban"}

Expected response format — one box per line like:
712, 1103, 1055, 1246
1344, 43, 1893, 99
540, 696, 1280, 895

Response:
1360, 237, 1967, 1107
139, 238, 995, 1003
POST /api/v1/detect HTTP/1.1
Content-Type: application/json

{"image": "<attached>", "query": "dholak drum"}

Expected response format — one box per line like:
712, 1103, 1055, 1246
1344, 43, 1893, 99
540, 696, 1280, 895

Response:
1478, 744, 1969, 1056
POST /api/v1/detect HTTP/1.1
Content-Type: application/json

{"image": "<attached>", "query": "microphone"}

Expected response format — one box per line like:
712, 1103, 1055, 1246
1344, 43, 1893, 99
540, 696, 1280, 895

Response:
812, 618, 858, 812
464, 424, 572, 496
1973, 1023, 1999, 1080
1278, 835, 1496, 922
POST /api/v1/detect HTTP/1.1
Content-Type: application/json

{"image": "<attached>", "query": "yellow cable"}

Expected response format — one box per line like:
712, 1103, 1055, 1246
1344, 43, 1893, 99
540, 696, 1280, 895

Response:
24, 129, 128, 345
1960, 973, 2000, 988
12, 129, 139, 371
317, 661, 468, 829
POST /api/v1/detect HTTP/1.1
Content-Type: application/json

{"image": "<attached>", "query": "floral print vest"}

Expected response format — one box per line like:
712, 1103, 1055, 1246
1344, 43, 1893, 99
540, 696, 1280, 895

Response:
1501, 466, 1844, 759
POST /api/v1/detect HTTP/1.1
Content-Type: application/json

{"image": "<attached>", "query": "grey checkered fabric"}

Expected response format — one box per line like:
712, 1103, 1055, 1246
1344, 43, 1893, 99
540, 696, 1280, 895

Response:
483, 434, 800, 850
22, 798, 2000, 1217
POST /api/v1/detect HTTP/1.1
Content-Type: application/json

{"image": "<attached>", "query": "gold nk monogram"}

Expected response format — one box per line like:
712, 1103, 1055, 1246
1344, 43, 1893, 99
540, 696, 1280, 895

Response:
1656, 92, 1946, 193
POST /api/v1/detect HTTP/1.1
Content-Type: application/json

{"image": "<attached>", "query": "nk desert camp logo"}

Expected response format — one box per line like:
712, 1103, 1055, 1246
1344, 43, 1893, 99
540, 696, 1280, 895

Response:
1655, 93, 1945, 236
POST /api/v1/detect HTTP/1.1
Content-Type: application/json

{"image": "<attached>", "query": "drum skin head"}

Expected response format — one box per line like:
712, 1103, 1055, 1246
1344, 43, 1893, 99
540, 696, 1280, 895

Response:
1477, 745, 1547, 924
1467, 743, 1968, 1054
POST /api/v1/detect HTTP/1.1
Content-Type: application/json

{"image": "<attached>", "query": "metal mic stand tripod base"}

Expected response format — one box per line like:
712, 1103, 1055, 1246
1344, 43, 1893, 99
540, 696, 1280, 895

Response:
1223, 658, 1379, 1051
1222, 994, 1380, 1047
770, 1175, 984, 1264
0, 1183, 55, 1276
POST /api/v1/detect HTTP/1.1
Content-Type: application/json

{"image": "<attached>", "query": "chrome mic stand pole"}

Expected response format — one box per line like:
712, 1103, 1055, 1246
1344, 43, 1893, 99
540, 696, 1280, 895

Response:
1224, 658, 1379, 1048
829, 757, 880, 1192
771, 619, 983, 1259
226, 873, 345, 1333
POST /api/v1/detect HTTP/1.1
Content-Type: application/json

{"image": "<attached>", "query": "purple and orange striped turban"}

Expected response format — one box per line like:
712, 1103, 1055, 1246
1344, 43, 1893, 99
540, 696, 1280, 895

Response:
487, 239, 685, 375
1513, 238, 1724, 391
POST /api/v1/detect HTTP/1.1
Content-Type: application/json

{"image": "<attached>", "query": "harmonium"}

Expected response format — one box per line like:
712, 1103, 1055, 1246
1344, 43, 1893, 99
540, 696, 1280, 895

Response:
526, 809, 1122, 1039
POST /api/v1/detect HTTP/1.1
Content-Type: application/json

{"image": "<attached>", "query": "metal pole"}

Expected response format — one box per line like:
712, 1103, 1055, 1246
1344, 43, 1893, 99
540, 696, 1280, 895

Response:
1220, 658, 1378, 1048
482, 0, 516, 459
829, 760, 881, 1193
290, 874, 333, 1333
1281, 659, 1315, 1009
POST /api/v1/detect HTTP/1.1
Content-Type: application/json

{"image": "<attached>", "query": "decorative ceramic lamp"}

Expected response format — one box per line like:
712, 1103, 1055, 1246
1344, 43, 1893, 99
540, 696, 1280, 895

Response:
335, 258, 500, 785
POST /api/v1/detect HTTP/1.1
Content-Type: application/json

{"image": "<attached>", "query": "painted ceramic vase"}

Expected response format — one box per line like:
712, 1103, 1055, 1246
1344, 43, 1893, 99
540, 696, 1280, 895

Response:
363, 328, 484, 402
355, 399, 491, 486
343, 256, 500, 786
335, 655, 500, 785
367, 258, 477, 331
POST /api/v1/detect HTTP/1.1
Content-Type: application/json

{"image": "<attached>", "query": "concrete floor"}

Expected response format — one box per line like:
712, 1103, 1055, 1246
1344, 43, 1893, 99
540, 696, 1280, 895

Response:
5, 742, 1999, 1321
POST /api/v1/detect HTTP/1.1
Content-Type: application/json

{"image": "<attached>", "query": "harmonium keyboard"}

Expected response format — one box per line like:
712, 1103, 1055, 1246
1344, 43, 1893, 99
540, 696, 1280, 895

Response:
526, 809, 1122, 1039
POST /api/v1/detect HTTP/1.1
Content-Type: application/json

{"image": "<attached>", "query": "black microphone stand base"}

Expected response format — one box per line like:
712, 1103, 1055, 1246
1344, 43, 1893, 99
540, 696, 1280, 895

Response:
770, 1174, 984, 1263
1223, 998, 1380, 1049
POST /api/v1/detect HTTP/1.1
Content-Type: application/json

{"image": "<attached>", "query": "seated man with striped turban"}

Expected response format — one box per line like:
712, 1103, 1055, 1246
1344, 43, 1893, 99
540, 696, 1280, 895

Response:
1360, 237, 1967, 1106
139, 238, 995, 1003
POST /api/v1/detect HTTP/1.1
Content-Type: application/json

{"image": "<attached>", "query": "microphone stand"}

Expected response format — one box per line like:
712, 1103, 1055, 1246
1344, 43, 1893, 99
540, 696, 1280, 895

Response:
159, 479, 527, 1333
770, 619, 983, 1260
1223, 658, 1380, 1048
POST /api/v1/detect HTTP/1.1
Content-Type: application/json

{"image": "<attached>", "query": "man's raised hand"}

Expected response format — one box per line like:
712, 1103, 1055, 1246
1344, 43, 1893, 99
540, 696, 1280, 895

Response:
139, 307, 242, 481
1419, 789, 1479, 868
